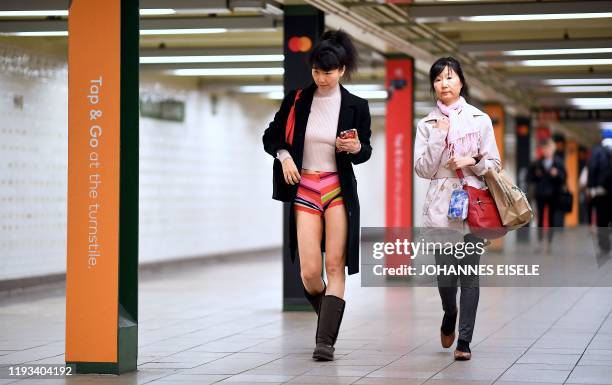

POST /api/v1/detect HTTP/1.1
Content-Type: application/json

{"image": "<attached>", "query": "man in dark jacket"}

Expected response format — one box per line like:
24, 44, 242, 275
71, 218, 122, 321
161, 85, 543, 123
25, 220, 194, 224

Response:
528, 138, 567, 252
587, 128, 612, 257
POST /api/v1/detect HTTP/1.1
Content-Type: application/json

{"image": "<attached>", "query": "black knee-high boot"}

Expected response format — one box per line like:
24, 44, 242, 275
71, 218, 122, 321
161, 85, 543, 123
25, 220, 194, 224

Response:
312, 295, 345, 361
304, 284, 326, 316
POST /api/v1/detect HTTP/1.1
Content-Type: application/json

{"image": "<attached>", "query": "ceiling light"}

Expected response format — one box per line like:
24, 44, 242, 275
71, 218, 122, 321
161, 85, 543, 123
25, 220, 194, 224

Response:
1, 28, 228, 37
266, 92, 285, 99
0, 31, 68, 36
141, 55, 283, 64
240, 84, 385, 94
517, 59, 612, 66
554, 86, 612, 93
139, 9, 176, 16
351, 90, 388, 99
543, 79, 612, 86
504, 48, 612, 56
0, 10, 68, 17
0, 9, 176, 17
140, 28, 227, 35
461, 13, 612, 22
345, 84, 384, 92
265, 89, 387, 100
570, 98, 612, 109
239, 85, 282, 93
173, 68, 284, 76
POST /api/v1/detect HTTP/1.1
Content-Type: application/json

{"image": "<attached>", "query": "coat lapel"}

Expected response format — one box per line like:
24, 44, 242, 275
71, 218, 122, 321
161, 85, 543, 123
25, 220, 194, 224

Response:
337, 84, 355, 135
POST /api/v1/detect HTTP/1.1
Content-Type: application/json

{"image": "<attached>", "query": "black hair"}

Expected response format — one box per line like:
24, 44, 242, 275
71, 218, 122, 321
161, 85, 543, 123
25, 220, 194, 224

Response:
429, 56, 469, 100
308, 29, 358, 81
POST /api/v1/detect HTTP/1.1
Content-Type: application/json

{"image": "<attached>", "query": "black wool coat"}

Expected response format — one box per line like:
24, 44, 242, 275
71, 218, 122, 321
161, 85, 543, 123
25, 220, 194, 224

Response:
262, 82, 372, 275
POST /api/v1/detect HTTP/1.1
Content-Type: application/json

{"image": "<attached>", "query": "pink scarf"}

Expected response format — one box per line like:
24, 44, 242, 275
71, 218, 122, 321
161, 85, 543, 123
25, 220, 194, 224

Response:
437, 96, 480, 160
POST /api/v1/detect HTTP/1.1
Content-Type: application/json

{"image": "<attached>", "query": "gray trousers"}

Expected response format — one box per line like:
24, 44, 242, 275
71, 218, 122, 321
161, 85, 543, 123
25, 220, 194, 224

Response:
435, 234, 482, 343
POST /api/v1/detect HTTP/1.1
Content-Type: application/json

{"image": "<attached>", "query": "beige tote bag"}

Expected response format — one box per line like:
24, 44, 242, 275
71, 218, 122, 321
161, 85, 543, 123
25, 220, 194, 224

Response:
484, 169, 533, 230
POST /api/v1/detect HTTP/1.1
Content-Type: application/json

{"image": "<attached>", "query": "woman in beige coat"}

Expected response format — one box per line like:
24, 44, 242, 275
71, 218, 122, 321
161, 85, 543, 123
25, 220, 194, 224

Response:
414, 57, 501, 361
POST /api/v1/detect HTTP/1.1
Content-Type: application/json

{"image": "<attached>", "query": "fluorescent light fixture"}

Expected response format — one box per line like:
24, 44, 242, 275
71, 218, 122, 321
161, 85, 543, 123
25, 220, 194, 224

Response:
0, 10, 68, 17
461, 12, 612, 22
0, 31, 68, 36
141, 54, 284, 64
1, 27, 227, 37
139, 9, 176, 15
518, 59, 612, 66
543, 79, 612, 86
554, 86, 612, 93
265, 88, 387, 100
240, 84, 385, 94
173, 68, 284, 76
266, 92, 285, 99
570, 98, 612, 109
504, 48, 612, 56
345, 84, 384, 92
140, 28, 227, 35
240, 85, 283, 93
0, 9, 175, 17
351, 90, 388, 99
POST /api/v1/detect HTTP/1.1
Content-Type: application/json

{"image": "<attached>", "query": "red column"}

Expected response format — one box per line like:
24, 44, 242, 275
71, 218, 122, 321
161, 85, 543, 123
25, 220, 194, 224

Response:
385, 56, 414, 229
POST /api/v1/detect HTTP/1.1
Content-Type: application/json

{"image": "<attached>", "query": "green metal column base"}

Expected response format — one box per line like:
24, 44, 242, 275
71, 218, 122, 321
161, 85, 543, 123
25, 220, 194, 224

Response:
66, 324, 137, 375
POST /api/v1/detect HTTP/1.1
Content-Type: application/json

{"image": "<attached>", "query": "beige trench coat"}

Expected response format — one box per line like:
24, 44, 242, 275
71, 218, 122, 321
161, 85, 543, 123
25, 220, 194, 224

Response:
414, 104, 501, 229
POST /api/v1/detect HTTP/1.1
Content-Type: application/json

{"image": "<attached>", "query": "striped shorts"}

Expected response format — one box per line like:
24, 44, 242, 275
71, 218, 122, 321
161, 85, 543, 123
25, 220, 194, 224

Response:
294, 171, 344, 216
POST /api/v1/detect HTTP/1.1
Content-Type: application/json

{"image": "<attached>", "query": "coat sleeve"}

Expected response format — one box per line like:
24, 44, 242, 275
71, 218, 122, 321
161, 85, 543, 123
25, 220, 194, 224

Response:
262, 90, 297, 158
349, 99, 372, 165
414, 118, 447, 179
587, 147, 602, 188
469, 115, 501, 176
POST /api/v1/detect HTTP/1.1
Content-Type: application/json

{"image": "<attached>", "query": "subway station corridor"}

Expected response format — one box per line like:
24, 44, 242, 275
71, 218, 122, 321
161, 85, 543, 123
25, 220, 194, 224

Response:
2, 0, 612, 383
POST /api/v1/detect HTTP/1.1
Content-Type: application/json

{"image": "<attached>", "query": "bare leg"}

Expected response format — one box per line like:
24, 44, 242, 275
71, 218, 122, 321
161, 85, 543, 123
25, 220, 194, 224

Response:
296, 209, 325, 294
323, 203, 348, 298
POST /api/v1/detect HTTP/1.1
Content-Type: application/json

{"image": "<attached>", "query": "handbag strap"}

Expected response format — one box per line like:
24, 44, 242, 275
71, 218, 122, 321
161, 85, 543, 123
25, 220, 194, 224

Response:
285, 89, 302, 146
455, 168, 466, 186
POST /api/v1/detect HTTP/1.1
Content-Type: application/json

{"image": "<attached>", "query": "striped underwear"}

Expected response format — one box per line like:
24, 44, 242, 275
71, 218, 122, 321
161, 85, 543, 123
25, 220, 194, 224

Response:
294, 171, 344, 216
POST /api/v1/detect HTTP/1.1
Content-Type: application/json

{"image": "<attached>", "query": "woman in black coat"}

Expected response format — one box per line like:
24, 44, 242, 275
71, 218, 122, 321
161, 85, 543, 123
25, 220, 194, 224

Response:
262, 30, 372, 361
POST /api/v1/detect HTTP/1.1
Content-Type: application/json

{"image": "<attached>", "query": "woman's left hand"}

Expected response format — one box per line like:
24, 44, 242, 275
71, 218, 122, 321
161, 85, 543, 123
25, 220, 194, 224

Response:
336, 130, 361, 154
446, 156, 476, 170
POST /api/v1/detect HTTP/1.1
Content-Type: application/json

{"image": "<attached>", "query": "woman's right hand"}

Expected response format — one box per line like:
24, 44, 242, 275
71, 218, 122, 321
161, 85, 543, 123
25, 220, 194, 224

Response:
282, 158, 301, 185
434, 117, 450, 133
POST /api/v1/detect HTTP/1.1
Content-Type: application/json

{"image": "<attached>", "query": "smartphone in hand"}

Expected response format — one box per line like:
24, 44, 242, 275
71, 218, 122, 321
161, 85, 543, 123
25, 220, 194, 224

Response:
339, 129, 357, 139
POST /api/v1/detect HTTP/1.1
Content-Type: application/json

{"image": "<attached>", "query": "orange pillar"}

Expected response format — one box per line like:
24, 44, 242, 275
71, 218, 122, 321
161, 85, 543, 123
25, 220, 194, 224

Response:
565, 140, 579, 226
484, 104, 505, 160
66, 0, 139, 374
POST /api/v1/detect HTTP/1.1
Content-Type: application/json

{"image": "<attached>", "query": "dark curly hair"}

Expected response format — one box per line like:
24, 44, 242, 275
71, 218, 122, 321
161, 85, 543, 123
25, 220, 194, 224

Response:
429, 56, 470, 101
308, 29, 358, 81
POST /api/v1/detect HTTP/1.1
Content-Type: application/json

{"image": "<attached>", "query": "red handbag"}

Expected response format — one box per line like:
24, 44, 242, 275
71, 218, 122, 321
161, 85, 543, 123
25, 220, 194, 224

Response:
284, 89, 302, 145
456, 169, 507, 240
272, 90, 302, 202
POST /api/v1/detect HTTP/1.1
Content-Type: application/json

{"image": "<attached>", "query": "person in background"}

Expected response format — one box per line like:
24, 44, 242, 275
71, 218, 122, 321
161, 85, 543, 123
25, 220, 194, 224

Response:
527, 138, 567, 253
587, 128, 612, 257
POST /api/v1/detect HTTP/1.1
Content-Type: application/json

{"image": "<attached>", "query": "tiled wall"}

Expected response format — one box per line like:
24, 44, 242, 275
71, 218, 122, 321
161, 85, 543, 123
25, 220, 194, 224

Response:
0, 45, 69, 280
0, 44, 387, 282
